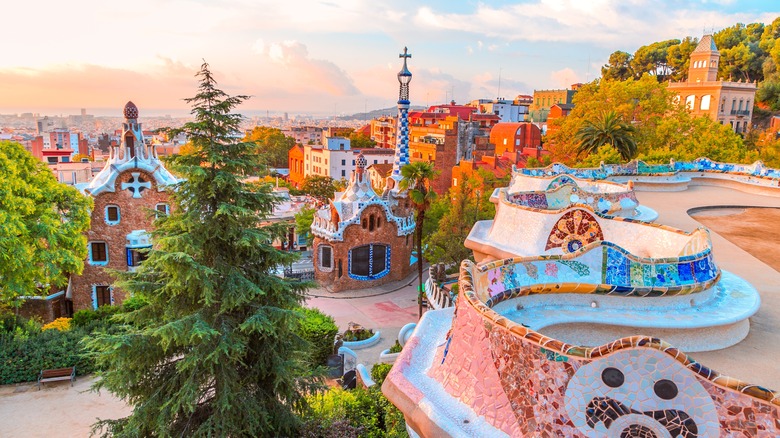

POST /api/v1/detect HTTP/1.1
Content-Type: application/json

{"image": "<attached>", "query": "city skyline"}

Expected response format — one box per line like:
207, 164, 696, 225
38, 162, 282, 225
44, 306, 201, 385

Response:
1, 0, 777, 117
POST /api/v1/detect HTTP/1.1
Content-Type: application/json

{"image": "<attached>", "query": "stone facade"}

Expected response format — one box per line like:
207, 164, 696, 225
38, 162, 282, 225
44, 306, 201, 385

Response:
71, 169, 170, 310
69, 101, 177, 312
313, 203, 413, 292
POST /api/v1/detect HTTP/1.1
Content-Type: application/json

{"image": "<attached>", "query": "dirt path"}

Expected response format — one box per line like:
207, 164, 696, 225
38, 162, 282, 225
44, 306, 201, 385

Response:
690, 207, 780, 273
0, 376, 130, 438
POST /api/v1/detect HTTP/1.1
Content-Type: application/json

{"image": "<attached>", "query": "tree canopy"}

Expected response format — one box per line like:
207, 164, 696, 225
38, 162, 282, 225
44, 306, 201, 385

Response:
575, 111, 637, 161
0, 141, 91, 302
88, 62, 317, 437
244, 126, 295, 169
300, 175, 344, 205
546, 75, 750, 164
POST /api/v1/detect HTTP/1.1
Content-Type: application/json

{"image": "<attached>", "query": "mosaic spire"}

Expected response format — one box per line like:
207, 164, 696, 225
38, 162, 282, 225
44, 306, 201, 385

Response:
391, 47, 412, 186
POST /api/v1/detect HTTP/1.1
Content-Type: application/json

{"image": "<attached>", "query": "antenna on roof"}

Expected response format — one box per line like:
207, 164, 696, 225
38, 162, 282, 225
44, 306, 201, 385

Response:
497, 67, 502, 99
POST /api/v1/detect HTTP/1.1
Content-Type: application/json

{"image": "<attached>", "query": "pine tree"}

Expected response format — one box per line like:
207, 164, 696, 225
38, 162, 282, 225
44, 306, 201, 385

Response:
88, 62, 317, 437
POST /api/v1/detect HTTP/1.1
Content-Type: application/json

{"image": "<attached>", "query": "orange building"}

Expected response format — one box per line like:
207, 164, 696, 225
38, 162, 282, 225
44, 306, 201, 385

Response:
668, 35, 757, 133
288, 144, 305, 188
490, 122, 542, 157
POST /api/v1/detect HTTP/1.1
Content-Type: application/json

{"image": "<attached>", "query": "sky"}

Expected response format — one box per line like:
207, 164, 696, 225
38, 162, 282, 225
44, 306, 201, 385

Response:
0, 0, 778, 117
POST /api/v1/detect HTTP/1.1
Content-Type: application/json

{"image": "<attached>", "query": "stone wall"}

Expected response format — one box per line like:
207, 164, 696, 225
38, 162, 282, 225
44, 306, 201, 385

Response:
70, 169, 170, 311
314, 204, 413, 292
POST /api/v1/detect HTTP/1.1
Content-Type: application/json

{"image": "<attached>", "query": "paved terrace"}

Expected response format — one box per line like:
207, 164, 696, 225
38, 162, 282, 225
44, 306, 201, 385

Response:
636, 185, 780, 389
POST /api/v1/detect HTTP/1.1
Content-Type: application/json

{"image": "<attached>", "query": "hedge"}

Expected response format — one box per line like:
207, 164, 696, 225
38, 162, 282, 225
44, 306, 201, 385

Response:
298, 307, 339, 368
0, 328, 96, 385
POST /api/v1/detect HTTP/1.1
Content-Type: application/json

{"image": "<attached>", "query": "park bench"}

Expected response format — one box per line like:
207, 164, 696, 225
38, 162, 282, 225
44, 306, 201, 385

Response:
37, 367, 76, 390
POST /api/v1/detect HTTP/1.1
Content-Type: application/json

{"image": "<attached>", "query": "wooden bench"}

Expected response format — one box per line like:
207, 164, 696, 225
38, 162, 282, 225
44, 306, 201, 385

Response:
37, 367, 76, 390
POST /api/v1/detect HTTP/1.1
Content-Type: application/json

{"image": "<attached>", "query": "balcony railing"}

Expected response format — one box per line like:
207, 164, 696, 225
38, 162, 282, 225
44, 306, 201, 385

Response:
730, 110, 751, 116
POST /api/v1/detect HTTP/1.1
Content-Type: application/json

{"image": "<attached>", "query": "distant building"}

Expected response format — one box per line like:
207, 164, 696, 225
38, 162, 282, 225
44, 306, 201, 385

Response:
30, 129, 83, 164
490, 122, 542, 157
370, 116, 396, 149
667, 34, 757, 134
301, 138, 394, 181
529, 85, 581, 122
288, 144, 305, 188
468, 98, 528, 122
366, 162, 394, 192
408, 104, 499, 194
50, 162, 93, 185
546, 103, 575, 135
283, 126, 322, 145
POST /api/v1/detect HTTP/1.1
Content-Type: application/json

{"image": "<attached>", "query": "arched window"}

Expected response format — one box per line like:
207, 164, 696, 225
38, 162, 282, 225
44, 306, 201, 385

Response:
700, 95, 711, 111
376, 216, 382, 229
685, 95, 695, 110
348, 244, 390, 280
369, 214, 375, 232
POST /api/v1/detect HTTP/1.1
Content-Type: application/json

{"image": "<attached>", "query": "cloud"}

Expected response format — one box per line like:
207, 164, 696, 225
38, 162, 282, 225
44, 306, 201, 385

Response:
412, 1, 779, 48
550, 68, 582, 88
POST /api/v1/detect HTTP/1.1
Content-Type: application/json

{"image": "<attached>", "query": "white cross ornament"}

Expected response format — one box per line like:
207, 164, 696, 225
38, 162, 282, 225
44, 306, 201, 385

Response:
121, 172, 152, 198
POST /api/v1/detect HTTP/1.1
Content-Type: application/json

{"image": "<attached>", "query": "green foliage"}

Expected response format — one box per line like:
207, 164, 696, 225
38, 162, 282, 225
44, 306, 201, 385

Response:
0, 327, 96, 385
244, 126, 296, 169
577, 145, 624, 168
0, 141, 92, 302
601, 51, 635, 81
342, 327, 374, 342
301, 175, 340, 204
298, 307, 339, 367
121, 295, 149, 312
302, 386, 406, 438
371, 362, 394, 385
424, 172, 494, 267
630, 39, 680, 80
549, 76, 753, 165
400, 161, 439, 319
71, 305, 121, 329
387, 341, 403, 354
576, 111, 637, 161
87, 62, 319, 437
295, 206, 316, 246
348, 131, 377, 149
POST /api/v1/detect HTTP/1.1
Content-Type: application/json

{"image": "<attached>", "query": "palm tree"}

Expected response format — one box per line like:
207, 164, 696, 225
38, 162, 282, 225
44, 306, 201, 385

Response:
400, 161, 438, 319
576, 111, 637, 161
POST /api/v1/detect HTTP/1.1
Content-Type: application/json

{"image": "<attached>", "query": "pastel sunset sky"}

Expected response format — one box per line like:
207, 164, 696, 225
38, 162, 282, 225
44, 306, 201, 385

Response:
0, 0, 777, 116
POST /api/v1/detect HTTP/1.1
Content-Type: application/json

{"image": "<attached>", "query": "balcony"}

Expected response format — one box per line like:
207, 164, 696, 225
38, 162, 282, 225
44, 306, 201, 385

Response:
730, 110, 751, 116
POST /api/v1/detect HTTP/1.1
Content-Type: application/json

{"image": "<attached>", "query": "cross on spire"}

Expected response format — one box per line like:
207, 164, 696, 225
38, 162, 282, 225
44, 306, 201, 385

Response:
399, 47, 411, 60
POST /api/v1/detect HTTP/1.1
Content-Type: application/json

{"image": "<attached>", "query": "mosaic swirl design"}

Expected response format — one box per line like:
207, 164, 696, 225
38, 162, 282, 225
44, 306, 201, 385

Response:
459, 260, 780, 407
564, 349, 719, 437
545, 209, 604, 253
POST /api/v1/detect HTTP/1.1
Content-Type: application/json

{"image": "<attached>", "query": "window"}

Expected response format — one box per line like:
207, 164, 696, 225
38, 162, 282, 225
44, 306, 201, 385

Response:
126, 247, 149, 268
89, 242, 108, 264
318, 245, 333, 271
348, 244, 390, 280
47, 157, 58, 164
155, 203, 170, 215
731, 99, 736, 111
369, 214, 375, 232
94, 285, 112, 308
700, 95, 711, 111
341, 170, 346, 177
738, 100, 744, 111
685, 95, 695, 110
341, 159, 346, 165
105, 205, 120, 224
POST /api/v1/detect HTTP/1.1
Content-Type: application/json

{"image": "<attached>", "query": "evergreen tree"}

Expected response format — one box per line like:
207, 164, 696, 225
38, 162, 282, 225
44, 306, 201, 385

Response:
88, 62, 317, 437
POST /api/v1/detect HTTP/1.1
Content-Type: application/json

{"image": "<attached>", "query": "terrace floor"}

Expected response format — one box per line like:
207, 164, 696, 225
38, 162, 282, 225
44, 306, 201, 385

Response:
638, 186, 780, 390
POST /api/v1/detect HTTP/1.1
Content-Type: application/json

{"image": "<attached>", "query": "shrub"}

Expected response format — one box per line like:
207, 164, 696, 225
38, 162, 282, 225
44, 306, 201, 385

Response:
298, 307, 339, 367
42, 317, 71, 332
370, 363, 393, 386
0, 327, 96, 384
388, 340, 403, 354
302, 386, 406, 438
71, 305, 121, 329
342, 327, 374, 342
121, 295, 149, 312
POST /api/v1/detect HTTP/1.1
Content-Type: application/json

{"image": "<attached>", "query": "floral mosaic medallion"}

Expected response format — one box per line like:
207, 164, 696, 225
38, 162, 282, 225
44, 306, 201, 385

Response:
546, 209, 604, 253
564, 349, 719, 437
